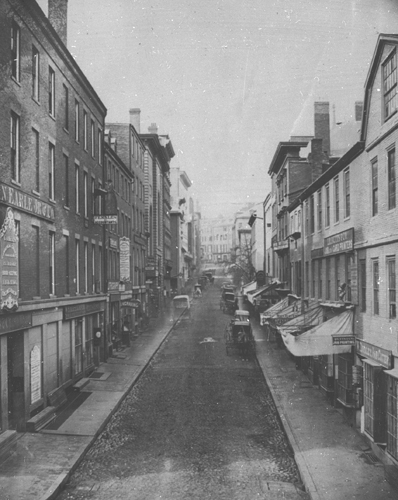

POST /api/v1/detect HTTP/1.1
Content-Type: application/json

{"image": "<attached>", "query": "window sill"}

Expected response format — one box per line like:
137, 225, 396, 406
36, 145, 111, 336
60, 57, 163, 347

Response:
32, 97, 40, 106
49, 113, 56, 122
48, 198, 56, 205
64, 294, 70, 297
32, 296, 41, 300
11, 77, 21, 87
32, 190, 40, 197
64, 205, 70, 211
11, 179, 21, 187
63, 127, 69, 134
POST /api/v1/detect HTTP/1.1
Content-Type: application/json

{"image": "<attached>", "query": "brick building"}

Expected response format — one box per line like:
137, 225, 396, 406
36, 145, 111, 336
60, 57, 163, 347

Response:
0, 0, 107, 431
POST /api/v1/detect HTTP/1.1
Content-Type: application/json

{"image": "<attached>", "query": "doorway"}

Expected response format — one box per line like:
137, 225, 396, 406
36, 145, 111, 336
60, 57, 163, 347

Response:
7, 331, 25, 430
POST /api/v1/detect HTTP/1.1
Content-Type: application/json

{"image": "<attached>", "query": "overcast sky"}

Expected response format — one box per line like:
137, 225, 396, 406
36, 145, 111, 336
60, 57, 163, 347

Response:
38, 0, 398, 218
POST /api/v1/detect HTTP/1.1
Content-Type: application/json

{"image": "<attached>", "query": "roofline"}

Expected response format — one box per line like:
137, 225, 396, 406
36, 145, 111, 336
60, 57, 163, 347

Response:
288, 141, 365, 211
23, 0, 107, 117
268, 141, 310, 176
361, 34, 398, 142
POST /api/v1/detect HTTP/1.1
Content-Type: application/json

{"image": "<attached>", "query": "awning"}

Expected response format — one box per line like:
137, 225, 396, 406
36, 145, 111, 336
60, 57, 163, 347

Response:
385, 368, 398, 379
247, 282, 278, 304
242, 280, 257, 295
280, 310, 354, 356
277, 301, 323, 336
260, 297, 289, 325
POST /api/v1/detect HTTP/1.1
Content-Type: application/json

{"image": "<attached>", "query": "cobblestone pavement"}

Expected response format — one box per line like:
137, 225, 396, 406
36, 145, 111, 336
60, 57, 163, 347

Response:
57, 287, 308, 500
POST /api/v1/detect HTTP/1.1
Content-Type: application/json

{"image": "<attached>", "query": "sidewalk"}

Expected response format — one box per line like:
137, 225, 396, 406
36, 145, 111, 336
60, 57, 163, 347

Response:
253, 320, 397, 500
0, 310, 396, 500
0, 313, 174, 500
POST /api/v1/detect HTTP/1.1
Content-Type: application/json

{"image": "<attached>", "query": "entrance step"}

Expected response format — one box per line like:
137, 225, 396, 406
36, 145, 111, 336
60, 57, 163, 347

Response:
26, 407, 56, 432
73, 378, 90, 391
0, 430, 17, 463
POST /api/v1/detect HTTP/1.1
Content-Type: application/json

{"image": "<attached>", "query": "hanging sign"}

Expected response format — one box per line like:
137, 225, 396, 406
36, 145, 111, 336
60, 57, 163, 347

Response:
30, 345, 41, 404
119, 237, 130, 281
0, 208, 19, 311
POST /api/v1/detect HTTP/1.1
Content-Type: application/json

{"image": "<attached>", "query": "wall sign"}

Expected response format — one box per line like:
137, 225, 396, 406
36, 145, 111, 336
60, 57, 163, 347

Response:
0, 208, 19, 311
119, 237, 130, 281
324, 228, 354, 256
356, 339, 392, 369
64, 301, 105, 320
0, 182, 55, 221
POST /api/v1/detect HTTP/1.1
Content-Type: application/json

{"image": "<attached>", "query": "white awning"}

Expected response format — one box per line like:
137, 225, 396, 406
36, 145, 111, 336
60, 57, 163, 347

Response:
241, 280, 257, 295
280, 310, 354, 356
385, 368, 398, 379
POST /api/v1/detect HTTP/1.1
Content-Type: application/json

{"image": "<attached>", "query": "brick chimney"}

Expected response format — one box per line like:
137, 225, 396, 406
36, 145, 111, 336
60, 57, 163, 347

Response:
355, 101, 364, 122
148, 123, 158, 134
308, 138, 329, 182
314, 102, 330, 156
129, 108, 141, 133
48, 0, 68, 46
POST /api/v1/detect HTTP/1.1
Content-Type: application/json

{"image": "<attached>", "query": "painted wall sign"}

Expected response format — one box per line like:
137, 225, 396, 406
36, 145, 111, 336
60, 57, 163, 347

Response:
94, 215, 117, 224
119, 237, 130, 281
64, 301, 105, 320
311, 247, 324, 259
30, 345, 42, 404
324, 228, 354, 256
0, 208, 19, 311
356, 339, 392, 369
0, 182, 55, 221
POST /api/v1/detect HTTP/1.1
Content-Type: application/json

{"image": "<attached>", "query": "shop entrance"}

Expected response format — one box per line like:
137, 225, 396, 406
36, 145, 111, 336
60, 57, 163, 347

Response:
7, 331, 25, 430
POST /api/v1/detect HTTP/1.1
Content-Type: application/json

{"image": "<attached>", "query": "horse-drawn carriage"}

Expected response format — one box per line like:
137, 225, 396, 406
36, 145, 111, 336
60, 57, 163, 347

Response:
220, 292, 237, 314
224, 320, 255, 356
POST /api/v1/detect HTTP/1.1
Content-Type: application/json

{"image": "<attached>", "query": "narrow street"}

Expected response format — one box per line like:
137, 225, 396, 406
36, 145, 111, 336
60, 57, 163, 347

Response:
58, 284, 307, 500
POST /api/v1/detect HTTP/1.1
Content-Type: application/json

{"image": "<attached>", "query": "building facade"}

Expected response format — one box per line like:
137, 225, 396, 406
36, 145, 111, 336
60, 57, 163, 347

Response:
0, 0, 107, 431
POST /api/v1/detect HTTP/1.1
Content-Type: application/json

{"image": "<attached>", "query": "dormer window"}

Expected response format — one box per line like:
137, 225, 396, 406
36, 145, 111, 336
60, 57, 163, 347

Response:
383, 50, 397, 121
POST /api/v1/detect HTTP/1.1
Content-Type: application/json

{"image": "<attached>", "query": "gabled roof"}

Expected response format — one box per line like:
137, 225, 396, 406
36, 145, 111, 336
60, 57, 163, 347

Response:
268, 141, 310, 176
361, 34, 398, 142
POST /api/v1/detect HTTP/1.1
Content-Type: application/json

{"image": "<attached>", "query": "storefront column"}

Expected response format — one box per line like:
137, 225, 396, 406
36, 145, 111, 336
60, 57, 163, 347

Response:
0, 335, 8, 430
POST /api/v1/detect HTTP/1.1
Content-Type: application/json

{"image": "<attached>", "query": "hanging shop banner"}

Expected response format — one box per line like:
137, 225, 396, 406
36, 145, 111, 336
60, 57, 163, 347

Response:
324, 228, 354, 256
119, 237, 130, 281
30, 345, 42, 404
0, 182, 55, 221
0, 208, 19, 311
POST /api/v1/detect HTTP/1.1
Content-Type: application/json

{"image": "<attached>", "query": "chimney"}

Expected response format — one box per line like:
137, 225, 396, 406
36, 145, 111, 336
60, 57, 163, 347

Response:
355, 101, 364, 122
308, 138, 329, 182
129, 108, 141, 133
148, 123, 158, 134
314, 102, 330, 156
48, 0, 68, 46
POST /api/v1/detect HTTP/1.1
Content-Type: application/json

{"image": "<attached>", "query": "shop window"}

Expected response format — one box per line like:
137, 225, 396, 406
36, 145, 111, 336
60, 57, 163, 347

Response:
337, 354, 355, 407
387, 375, 398, 460
74, 319, 83, 375
364, 362, 386, 443
85, 318, 93, 367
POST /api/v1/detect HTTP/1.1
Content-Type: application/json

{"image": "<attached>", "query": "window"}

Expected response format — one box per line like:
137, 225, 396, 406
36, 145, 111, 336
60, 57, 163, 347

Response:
344, 168, 350, 218
32, 46, 40, 101
387, 375, 398, 460
317, 190, 322, 230
10, 112, 20, 182
48, 67, 55, 116
373, 260, 379, 315
372, 159, 378, 216
335, 255, 340, 301
83, 111, 88, 150
383, 50, 397, 120
326, 257, 331, 300
318, 260, 322, 299
388, 148, 396, 210
98, 246, 103, 291
388, 258, 396, 319
75, 164, 80, 213
48, 143, 55, 200
310, 195, 315, 234
98, 181, 103, 215
84, 242, 88, 293
91, 120, 95, 157
91, 178, 95, 214
75, 239, 80, 293
75, 100, 79, 142
63, 85, 69, 130
64, 235, 69, 294
91, 245, 95, 293
334, 176, 339, 222
49, 232, 55, 295
74, 319, 83, 374
98, 128, 102, 164
83, 171, 88, 217
64, 155, 69, 207
360, 259, 366, 312
311, 260, 315, 298
11, 22, 20, 81
364, 363, 386, 442
33, 129, 40, 192
305, 261, 309, 297
325, 184, 330, 227
305, 201, 309, 235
